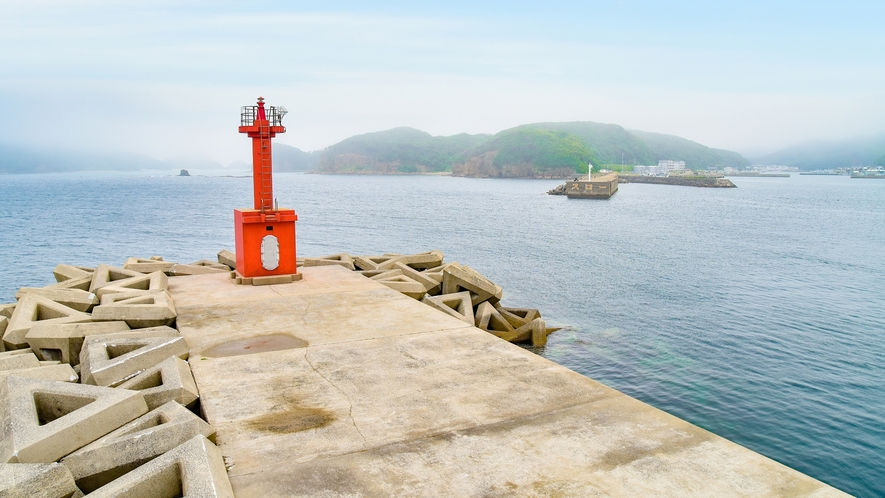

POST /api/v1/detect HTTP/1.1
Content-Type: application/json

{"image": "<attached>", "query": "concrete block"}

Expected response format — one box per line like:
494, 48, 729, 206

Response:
61, 401, 215, 493
122, 257, 175, 274
91, 290, 177, 329
3, 296, 90, 350
89, 265, 143, 293
86, 435, 234, 498
0, 318, 7, 349
442, 262, 504, 306
190, 260, 230, 271
217, 249, 236, 269
45, 276, 92, 292
168, 263, 229, 276
492, 304, 535, 329
355, 270, 393, 278
492, 318, 548, 346
353, 255, 404, 271
93, 271, 168, 299
400, 250, 444, 270
117, 357, 199, 410
421, 263, 452, 283
149, 256, 164, 261
80, 335, 188, 387
0, 304, 15, 319
0, 364, 78, 383
53, 264, 93, 283
25, 321, 131, 365
0, 462, 81, 498
474, 301, 515, 333
302, 253, 355, 271
0, 353, 41, 371
392, 262, 442, 294
368, 269, 403, 280
0, 376, 148, 463
495, 305, 541, 323
422, 291, 475, 325
373, 275, 427, 300
0, 349, 34, 357
251, 274, 298, 286
14, 288, 98, 313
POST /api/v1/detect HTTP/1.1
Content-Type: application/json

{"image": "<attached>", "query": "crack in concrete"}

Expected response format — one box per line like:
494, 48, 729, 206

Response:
303, 349, 368, 445
416, 451, 455, 494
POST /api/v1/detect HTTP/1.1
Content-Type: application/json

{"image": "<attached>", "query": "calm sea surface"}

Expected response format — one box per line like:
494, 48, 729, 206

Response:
1, 171, 883, 496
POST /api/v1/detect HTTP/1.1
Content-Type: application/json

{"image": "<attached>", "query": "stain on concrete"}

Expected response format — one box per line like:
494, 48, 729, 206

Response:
245, 406, 335, 434
200, 334, 307, 357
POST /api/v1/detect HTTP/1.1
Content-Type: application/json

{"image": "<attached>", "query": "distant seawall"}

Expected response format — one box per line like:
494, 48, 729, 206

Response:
617, 176, 736, 188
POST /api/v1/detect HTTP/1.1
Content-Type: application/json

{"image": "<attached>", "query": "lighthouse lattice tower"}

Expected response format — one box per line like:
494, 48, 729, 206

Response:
233, 96, 299, 280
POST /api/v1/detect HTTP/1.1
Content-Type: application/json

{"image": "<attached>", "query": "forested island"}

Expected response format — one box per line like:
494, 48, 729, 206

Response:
312, 122, 749, 178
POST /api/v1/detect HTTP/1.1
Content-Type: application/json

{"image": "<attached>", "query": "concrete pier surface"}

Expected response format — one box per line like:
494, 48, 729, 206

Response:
170, 266, 847, 497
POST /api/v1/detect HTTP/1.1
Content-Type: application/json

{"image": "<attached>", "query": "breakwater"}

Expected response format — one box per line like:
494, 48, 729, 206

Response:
617, 175, 737, 187
0, 249, 852, 496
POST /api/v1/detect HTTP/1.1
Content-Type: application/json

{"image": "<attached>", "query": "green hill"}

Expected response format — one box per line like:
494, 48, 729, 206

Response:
453, 127, 598, 177
316, 122, 751, 177
316, 127, 489, 173
877, 153, 885, 167
629, 130, 750, 170
753, 134, 885, 169
274, 144, 320, 172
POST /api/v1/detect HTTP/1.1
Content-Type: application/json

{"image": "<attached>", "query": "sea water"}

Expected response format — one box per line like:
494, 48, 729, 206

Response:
0, 171, 883, 496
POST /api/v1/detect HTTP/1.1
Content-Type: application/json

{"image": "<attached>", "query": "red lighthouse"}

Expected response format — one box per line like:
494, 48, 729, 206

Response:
233, 97, 300, 282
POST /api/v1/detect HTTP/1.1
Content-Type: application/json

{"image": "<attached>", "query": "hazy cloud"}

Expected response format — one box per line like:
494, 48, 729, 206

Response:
1, 1, 883, 164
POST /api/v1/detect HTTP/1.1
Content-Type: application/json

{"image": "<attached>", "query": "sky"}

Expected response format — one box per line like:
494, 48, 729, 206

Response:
1, 0, 883, 164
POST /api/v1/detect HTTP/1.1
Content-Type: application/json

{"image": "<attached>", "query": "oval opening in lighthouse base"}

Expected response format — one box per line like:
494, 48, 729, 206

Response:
261, 235, 280, 270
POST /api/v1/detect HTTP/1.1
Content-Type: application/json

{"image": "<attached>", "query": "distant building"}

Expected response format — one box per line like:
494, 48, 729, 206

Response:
657, 160, 686, 174
634, 165, 660, 176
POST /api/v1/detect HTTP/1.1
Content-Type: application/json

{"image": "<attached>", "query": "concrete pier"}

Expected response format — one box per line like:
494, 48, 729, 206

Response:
170, 266, 847, 497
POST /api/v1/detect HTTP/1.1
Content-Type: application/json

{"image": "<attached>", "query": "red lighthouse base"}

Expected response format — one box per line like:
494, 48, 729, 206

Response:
234, 208, 298, 278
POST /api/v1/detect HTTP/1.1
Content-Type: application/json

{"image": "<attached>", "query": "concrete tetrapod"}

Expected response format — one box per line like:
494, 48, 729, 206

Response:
0, 352, 41, 371
442, 262, 504, 306
79, 335, 188, 387
302, 253, 355, 271
372, 274, 427, 300
392, 262, 442, 295
88, 265, 143, 293
91, 290, 177, 329
0, 462, 81, 498
52, 264, 93, 283
13, 288, 99, 313
0, 364, 78, 383
3, 296, 90, 350
0, 377, 148, 463
93, 271, 168, 299
122, 258, 175, 274
25, 321, 131, 365
62, 401, 215, 493
116, 356, 199, 410
86, 435, 234, 498
216, 250, 237, 270
168, 263, 229, 276
474, 301, 515, 334
353, 255, 404, 272
396, 249, 444, 270
422, 291, 475, 325
0, 304, 15, 319
45, 276, 92, 292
